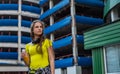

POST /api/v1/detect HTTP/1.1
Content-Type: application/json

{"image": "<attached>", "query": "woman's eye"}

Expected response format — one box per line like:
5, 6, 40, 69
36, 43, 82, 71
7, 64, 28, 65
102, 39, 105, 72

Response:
35, 26, 39, 28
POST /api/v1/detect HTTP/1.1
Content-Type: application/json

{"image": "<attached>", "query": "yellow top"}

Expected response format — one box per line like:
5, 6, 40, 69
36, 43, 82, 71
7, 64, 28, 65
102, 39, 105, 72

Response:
25, 38, 52, 70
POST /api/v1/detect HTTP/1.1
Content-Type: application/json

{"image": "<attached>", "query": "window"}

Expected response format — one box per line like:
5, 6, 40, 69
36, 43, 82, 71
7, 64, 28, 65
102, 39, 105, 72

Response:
104, 44, 120, 74
118, 7, 120, 18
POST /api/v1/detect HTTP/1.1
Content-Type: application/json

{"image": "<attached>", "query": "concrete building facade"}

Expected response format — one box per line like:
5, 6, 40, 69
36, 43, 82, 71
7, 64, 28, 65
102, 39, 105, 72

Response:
0, 0, 40, 73
0, 0, 108, 74
39, 0, 103, 74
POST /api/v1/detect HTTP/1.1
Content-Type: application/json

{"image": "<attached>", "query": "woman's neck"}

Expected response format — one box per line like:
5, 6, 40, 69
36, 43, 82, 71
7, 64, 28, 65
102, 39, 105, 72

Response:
34, 36, 40, 40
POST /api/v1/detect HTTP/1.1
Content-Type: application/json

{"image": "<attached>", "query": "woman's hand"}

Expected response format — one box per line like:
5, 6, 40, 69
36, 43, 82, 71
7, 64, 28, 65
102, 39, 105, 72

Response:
21, 50, 30, 66
21, 50, 26, 58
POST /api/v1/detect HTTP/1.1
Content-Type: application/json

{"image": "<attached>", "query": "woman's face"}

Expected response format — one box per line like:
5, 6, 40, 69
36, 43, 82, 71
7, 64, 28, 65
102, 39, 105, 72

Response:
33, 22, 43, 37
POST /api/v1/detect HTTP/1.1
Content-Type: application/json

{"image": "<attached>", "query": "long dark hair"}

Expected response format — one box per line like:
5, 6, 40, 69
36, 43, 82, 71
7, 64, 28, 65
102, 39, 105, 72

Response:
30, 20, 46, 54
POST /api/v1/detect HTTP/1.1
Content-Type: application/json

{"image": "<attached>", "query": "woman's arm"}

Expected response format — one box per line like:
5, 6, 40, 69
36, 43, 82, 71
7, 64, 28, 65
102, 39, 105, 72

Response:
48, 46, 55, 74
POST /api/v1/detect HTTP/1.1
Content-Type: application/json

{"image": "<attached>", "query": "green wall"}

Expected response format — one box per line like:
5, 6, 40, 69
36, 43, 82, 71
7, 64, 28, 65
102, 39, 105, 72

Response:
104, 0, 120, 17
84, 21, 120, 50
92, 47, 105, 74
83, 1, 120, 74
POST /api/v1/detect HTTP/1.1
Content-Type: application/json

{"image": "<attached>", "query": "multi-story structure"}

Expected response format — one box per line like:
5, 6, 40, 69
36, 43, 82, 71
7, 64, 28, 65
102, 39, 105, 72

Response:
84, 0, 120, 74
39, 0, 104, 74
0, 0, 40, 73
0, 0, 105, 74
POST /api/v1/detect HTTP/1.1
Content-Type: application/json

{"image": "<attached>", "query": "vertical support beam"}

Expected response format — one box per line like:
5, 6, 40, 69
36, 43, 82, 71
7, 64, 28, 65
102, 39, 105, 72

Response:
49, 0, 54, 41
18, 0, 22, 63
111, 9, 119, 22
70, 0, 78, 65
55, 68, 67, 74
67, 66, 82, 74
40, 1, 44, 16
40, 7, 44, 15
103, 47, 107, 74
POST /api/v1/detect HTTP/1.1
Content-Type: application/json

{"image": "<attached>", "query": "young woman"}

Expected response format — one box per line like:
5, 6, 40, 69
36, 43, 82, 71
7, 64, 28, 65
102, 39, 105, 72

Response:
21, 20, 55, 74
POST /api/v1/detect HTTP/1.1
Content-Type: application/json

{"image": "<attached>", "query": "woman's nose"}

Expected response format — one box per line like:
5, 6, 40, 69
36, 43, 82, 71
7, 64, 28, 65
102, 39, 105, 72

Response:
38, 27, 41, 29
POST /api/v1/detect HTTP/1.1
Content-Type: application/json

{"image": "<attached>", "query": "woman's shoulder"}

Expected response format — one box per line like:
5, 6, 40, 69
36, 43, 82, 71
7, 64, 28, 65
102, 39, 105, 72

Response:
44, 38, 52, 46
45, 38, 50, 40
25, 42, 32, 47
44, 38, 52, 43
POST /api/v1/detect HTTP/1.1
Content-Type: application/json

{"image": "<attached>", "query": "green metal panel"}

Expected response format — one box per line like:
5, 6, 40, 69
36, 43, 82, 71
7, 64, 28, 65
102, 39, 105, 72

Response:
104, 0, 120, 18
92, 47, 105, 74
84, 21, 120, 49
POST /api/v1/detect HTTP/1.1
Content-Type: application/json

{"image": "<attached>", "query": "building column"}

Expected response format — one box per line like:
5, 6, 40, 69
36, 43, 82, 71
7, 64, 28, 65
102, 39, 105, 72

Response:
70, 0, 78, 65
49, 0, 54, 41
67, 66, 82, 74
18, 0, 22, 63
111, 9, 119, 22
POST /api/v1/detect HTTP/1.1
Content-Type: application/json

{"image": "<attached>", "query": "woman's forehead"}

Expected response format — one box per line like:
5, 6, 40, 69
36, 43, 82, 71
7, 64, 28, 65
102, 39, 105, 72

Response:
34, 22, 42, 26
